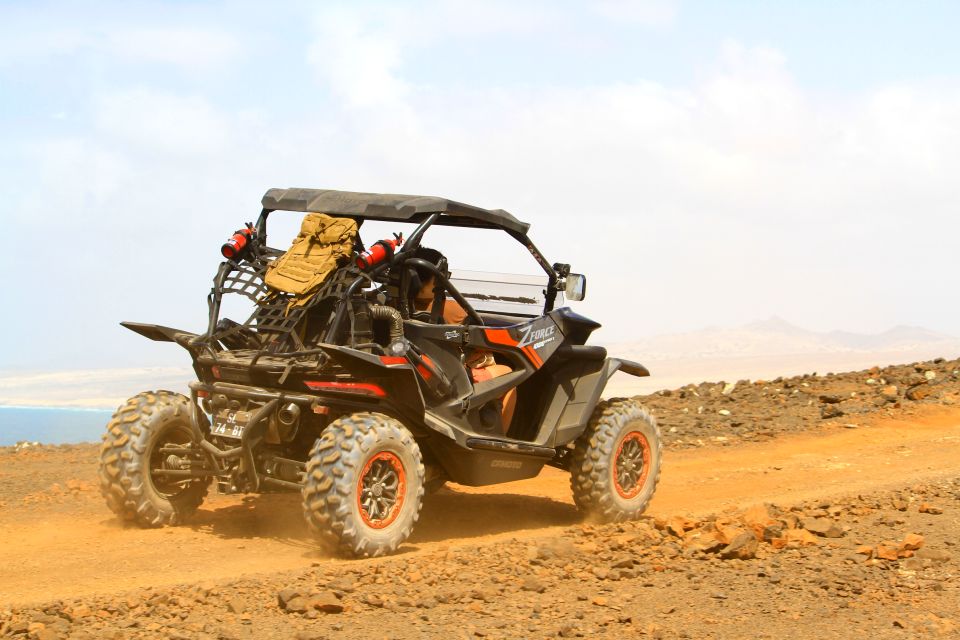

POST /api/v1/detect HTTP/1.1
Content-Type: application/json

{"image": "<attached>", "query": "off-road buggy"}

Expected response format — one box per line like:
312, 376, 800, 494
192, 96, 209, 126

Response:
99, 188, 662, 557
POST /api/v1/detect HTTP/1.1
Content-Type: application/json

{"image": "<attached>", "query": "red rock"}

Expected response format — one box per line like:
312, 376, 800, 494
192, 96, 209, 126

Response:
918, 503, 943, 515
880, 385, 899, 401
772, 529, 819, 549
906, 386, 931, 401
665, 516, 696, 538
682, 529, 725, 553
740, 504, 777, 538
875, 544, 900, 561
309, 591, 344, 614
900, 533, 924, 552
714, 519, 748, 545
719, 532, 758, 560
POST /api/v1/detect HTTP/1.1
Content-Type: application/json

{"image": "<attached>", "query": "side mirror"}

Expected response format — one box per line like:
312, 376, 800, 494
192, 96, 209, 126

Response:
564, 273, 586, 301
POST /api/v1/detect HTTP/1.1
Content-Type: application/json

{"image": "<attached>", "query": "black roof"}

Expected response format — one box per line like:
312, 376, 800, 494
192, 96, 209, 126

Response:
262, 188, 530, 235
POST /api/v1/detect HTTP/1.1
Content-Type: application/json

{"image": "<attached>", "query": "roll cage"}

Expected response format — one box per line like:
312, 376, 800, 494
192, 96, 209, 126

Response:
185, 188, 573, 364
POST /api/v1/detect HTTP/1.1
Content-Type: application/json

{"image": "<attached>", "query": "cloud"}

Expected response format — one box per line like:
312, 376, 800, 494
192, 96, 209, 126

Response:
307, 7, 411, 109
94, 88, 232, 155
4, 1, 960, 373
0, 8, 240, 72
105, 28, 241, 71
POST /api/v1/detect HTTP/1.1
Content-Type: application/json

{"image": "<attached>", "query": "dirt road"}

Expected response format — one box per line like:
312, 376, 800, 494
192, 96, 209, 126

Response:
3, 406, 958, 608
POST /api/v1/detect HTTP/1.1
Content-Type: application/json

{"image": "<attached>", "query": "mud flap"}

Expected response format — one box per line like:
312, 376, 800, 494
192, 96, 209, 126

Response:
546, 357, 651, 447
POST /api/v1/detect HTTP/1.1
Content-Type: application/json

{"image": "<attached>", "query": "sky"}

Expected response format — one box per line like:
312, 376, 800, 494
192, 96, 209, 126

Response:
1, 0, 959, 371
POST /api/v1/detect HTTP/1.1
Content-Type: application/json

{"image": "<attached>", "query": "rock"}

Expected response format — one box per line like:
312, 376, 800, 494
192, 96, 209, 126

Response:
66, 604, 92, 621
924, 370, 936, 381
713, 519, 749, 545
7, 620, 29, 635
718, 409, 731, 416
918, 503, 943, 515
309, 591, 344, 614
818, 395, 842, 404
722, 382, 736, 396
820, 405, 844, 419
277, 588, 304, 610
535, 538, 578, 561
906, 372, 927, 387
801, 517, 844, 538
665, 516, 696, 538
327, 577, 357, 593
865, 378, 878, 385
226, 598, 244, 614
906, 386, 932, 401
880, 385, 899, 401
900, 533, 924, 552
761, 525, 783, 542
521, 576, 546, 593
719, 532, 758, 560
34, 629, 59, 640
281, 596, 309, 614
915, 548, 951, 563
771, 528, 819, 549
683, 529, 725, 554
875, 544, 900, 561
855, 545, 874, 558
740, 504, 778, 539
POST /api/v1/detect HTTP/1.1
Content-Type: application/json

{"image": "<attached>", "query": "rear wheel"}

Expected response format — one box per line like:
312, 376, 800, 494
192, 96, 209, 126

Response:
98, 391, 210, 526
569, 400, 662, 522
302, 413, 424, 557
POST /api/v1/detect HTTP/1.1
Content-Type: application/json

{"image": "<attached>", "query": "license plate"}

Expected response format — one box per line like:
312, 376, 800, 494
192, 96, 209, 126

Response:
212, 410, 250, 440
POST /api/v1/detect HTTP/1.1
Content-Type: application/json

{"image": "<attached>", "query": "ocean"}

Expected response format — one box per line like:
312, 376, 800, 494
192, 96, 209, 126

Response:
0, 406, 114, 446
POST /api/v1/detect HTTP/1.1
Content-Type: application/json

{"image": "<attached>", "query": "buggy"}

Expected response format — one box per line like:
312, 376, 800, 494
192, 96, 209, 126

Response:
99, 188, 662, 557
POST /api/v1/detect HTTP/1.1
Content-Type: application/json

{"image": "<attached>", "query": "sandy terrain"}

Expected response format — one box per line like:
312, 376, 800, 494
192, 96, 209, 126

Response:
1, 358, 958, 638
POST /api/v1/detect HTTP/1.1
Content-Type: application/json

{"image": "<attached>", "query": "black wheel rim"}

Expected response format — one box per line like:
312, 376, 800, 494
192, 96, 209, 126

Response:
358, 452, 405, 528
614, 432, 650, 499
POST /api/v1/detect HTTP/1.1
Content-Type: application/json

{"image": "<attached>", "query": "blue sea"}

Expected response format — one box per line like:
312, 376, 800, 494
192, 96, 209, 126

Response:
0, 406, 114, 446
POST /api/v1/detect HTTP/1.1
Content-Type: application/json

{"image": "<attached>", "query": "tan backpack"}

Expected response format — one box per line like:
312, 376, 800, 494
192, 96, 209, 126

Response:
264, 213, 358, 305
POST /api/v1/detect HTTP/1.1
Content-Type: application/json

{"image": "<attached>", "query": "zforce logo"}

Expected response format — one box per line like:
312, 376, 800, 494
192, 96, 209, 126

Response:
516, 324, 556, 350
490, 459, 523, 469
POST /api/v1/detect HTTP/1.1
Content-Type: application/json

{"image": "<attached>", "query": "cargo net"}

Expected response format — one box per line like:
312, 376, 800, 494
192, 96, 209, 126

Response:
210, 258, 360, 354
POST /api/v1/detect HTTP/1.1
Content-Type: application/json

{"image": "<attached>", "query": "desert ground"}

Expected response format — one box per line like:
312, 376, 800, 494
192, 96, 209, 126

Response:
1, 357, 959, 639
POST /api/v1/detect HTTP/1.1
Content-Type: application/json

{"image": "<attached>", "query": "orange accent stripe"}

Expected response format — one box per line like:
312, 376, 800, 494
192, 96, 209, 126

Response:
523, 345, 544, 368
379, 356, 407, 366
417, 355, 435, 380
484, 328, 517, 347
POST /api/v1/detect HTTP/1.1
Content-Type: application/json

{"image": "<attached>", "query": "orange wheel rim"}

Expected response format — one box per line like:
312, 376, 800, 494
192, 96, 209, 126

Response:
613, 431, 651, 499
357, 451, 406, 529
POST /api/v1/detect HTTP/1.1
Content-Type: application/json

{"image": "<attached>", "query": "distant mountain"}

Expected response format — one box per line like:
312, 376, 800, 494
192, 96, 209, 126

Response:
607, 317, 960, 361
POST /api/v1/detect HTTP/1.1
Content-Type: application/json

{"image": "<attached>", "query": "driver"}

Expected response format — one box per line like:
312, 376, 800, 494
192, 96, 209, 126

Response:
412, 249, 516, 433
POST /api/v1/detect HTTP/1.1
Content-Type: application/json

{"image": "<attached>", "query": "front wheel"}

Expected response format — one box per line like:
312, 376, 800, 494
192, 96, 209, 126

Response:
569, 400, 662, 522
302, 413, 425, 557
98, 391, 210, 526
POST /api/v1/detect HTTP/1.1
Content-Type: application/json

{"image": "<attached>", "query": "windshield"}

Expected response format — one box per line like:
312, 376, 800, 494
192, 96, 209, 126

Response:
448, 270, 561, 317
